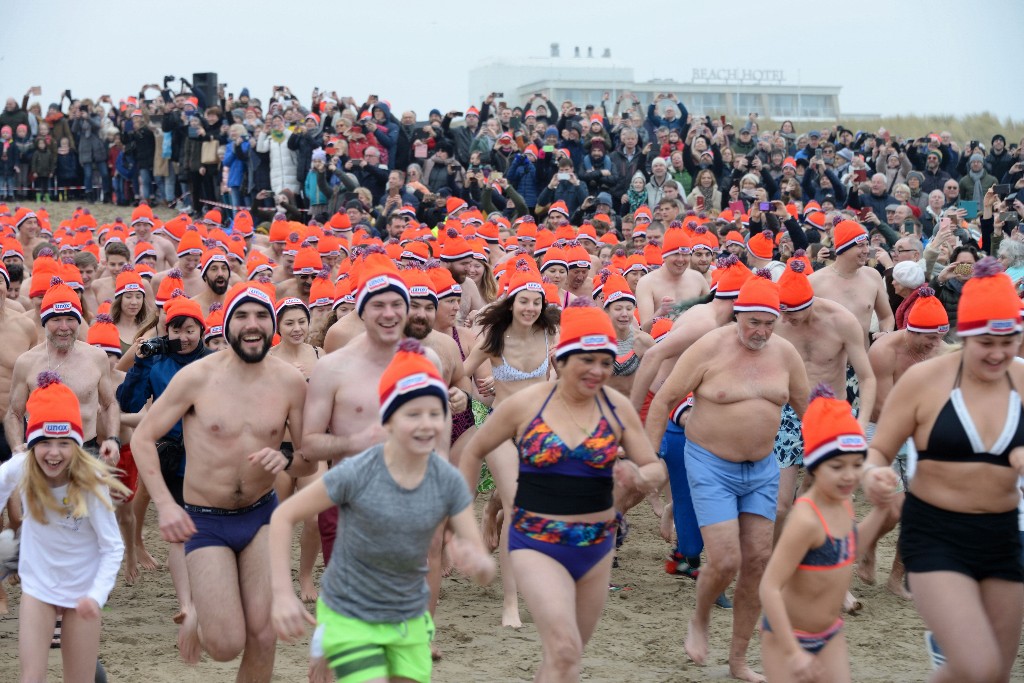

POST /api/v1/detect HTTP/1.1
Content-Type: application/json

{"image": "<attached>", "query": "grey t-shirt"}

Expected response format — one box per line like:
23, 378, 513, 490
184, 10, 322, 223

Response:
320, 444, 472, 623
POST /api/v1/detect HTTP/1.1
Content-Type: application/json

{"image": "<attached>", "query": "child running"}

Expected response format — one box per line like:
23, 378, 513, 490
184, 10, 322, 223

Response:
0, 371, 128, 683
269, 339, 494, 683
759, 384, 863, 683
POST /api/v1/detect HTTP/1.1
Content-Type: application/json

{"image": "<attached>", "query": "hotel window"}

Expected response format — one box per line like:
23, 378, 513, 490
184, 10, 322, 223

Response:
686, 93, 724, 114
768, 94, 796, 117
735, 93, 762, 116
799, 95, 835, 118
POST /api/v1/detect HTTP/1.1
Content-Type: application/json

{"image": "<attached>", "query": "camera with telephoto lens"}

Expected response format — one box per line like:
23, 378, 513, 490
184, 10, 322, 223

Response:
137, 335, 182, 358
164, 75, 175, 85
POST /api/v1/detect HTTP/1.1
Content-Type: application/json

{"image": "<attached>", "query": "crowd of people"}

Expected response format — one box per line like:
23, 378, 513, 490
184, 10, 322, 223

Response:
0, 80, 1023, 683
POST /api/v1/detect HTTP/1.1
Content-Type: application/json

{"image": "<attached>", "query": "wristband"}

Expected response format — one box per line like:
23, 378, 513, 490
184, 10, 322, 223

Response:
105, 436, 122, 449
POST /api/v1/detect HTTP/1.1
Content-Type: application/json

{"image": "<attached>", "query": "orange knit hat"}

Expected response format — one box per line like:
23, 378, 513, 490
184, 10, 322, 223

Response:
801, 383, 866, 471
713, 255, 752, 299
40, 277, 83, 325
440, 227, 473, 262
555, 300, 617, 360
404, 268, 439, 307
956, 257, 1023, 336
204, 302, 225, 342
164, 293, 205, 331
309, 271, 335, 309
378, 338, 448, 423
176, 227, 204, 257
651, 317, 673, 342
746, 230, 776, 260
734, 270, 780, 317
292, 247, 323, 276
26, 371, 84, 448
114, 265, 146, 299
778, 260, 814, 312
662, 228, 692, 256
602, 272, 636, 308
356, 253, 409, 317
506, 261, 545, 303
906, 287, 950, 334
428, 264, 462, 300
200, 248, 230, 278
224, 281, 277, 334
333, 275, 355, 311
87, 313, 121, 357
155, 269, 184, 308
833, 220, 867, 254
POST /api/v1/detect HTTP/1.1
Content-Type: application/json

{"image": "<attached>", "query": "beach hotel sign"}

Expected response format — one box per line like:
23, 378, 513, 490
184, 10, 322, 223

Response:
692, 68, 785, 84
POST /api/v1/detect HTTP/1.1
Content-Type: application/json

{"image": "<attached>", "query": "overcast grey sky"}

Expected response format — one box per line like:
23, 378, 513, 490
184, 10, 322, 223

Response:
2, 0, 1021, 121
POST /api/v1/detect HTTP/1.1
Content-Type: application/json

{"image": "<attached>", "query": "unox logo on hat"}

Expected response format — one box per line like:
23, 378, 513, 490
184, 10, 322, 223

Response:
123, 283, 142, 292
245, 287, 271, 304
525, 281, 543, 292
990, 319, 1017, 333
210, 325, 223, 335
605, 291, 627, 303
937, 324, 950, 333
396, 373, 430, 392
53, 302, 73, 312
451, 283, 462, 294
837, 435, 867, 450
42, 422, 72, 437
366, 275, 389, 292
580, 334, 610, 349
409, 285, 430, 298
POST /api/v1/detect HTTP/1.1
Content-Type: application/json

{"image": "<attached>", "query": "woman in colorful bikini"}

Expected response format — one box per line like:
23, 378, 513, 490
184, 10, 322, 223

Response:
760, 385, 864, 683
864, 257, 1024, 683
462, 262, 559, 627
461, 300, 665, 682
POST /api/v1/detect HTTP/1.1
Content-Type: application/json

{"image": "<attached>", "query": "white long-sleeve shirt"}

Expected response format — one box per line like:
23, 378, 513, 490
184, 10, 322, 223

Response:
0, 452, 123, 608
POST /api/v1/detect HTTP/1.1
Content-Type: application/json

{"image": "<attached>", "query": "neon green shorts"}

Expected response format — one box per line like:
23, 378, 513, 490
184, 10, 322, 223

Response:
316, 600, 435, 683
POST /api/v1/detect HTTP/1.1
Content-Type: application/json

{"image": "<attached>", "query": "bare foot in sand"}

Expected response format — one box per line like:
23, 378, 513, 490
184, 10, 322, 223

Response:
646, 491, 665, 518
137, 545, 160, 570
481, 495, 502, 553
0, 584, 8, 615
123, 561, 140, 587
431, 643, 443, 661
176, 608, 201, 665
308, 656, 332, 683
886, 573, 911, 600
659, 502, 674, 543
856, 548, 876, 585
299, 578, 319, 603
502, 601, 522, 629
728, 662, 767, 683
842, 591, 862, 615
684, 618, 709, 665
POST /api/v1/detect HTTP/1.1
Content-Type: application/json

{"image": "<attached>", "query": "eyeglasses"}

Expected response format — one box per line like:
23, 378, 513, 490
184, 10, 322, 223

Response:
896, 248, 918, 254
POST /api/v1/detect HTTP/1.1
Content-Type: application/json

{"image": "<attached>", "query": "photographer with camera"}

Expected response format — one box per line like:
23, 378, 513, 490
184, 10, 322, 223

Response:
116, 294, 211, 640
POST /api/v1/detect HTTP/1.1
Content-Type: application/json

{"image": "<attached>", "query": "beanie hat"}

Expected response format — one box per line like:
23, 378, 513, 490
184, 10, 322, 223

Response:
555, 300, 617, 361
224, 281, 277, 335
892, 260, 925, 289
275, 296, 310, 322
404, 268, 439, 307
0, 262, 8, 289
746, 230, 776, 260
540, 246, 569, 273
40, 278, 84, 325
601, 272, 636, 308
833, 221, 868, 255
713, 255, 751, 299
87, 313, 121, 357
662, 228, 692, 256
778, 260, 814, 312
548, 200, 570, 218
155, 269, 184, 308
204, 302, 225, 341
356, 255, 409, 317
428, 265, 462, 300
956, 257, 1023, 336
651, 317, 673, 342
133, 241, 157, 264
378, 339, 449, 424
926, 148, 942, 161
333, 276, 355, 311
292, 247, 323, 276
26, 372, 84, 449
176, 228, 204, 257
734, 270, 780, 317
309, 272, 334, 309
164, 294, 205, 331
801, 383, 866, 471
906, 287, 950, 334
114, 265, 145, 299
440, 228, 473, 262
446, 196, 468, 215
506, 261, 545, 303
689, 226, 718, 252
200, 248, 230, 278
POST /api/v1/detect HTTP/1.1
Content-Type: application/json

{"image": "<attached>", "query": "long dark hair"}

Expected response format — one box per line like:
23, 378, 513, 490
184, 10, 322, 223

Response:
478, 292, 559, 356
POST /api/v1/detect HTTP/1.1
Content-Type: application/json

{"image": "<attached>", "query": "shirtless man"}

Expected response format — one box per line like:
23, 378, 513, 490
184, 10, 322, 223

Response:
809, 220, 894, 346
14, 208, 45, 269
128, 207, 177, 270
772, 260, 876, 535
192, 249, 236, 314
274, 247, 321, 305
858, 288, 950, 598
629, 256, 749, 417
565, 244, 594, 300
150, 229, 206, 299
88, 241, 133, 305
636, 228, 710, 330
439, 231, 486, 321
131, 283, 311, 681
688, 226, 716, 286
6, 280, 117, 458
645, 275, 809, 683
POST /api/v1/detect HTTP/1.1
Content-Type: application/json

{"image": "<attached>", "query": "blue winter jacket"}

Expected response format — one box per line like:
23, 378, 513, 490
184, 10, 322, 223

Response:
117, 345, 211, 441
223, 138, 250, 188
505, 153, 539, 208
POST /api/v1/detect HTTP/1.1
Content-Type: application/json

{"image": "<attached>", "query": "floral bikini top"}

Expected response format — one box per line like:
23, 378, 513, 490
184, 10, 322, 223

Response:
516, 386, 623, 477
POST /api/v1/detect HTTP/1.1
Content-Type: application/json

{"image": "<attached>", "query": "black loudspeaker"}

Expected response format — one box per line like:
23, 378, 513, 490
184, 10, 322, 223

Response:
192, 72, 218, 108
